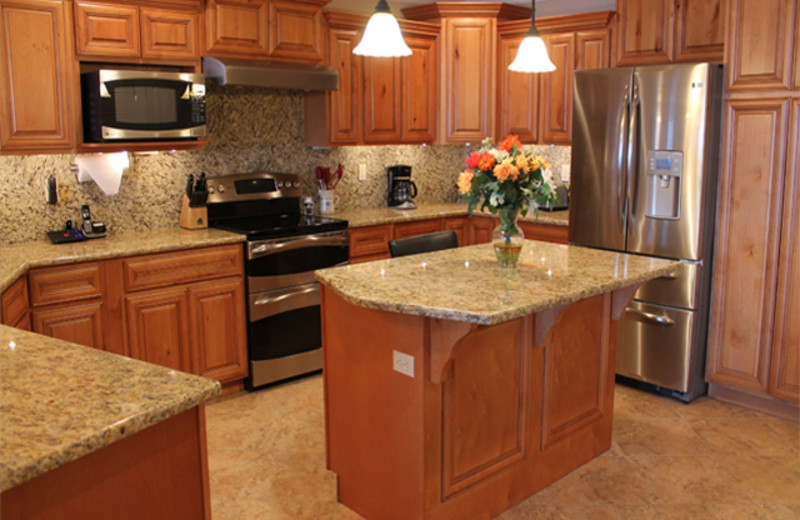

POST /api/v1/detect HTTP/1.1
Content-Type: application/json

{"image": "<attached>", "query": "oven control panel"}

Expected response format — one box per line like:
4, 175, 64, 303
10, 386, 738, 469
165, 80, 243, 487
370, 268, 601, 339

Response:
206, 173, 302, 203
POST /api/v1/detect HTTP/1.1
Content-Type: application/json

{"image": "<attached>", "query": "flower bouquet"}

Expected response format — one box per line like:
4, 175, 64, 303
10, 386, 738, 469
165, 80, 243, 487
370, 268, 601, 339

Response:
457, 135, 557, 267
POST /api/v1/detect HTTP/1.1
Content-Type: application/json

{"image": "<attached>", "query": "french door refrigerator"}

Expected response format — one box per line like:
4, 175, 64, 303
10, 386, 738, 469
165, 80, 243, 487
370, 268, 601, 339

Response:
569, 63, 723, 402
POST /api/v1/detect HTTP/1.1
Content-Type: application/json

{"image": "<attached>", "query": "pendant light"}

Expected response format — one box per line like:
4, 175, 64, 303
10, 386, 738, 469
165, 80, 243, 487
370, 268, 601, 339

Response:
353, 0, 412, 57
508, 0, 556, 72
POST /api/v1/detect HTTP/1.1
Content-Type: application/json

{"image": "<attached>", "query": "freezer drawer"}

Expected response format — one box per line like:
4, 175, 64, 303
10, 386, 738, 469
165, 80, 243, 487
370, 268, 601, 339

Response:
634, 260, 701, 309
616, 301, 696, 393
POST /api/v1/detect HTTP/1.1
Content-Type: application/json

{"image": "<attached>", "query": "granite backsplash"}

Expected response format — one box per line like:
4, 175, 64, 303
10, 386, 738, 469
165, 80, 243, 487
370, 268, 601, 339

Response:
0, 85, 570, 245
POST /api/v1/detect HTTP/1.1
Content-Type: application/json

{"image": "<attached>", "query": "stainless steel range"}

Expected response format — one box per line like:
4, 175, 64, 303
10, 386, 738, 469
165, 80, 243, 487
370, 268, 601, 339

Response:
206, 172, 349, 389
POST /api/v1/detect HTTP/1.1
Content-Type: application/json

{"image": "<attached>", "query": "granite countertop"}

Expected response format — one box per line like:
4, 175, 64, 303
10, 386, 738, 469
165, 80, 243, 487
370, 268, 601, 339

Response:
333, 202, 569, 228
0, 227, 244, 292
316, 241, 679, 325
0, 325, 221, 492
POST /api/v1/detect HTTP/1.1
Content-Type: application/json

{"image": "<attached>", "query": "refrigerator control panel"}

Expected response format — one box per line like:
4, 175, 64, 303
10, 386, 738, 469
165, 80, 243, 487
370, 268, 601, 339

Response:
645, 150, 683, 220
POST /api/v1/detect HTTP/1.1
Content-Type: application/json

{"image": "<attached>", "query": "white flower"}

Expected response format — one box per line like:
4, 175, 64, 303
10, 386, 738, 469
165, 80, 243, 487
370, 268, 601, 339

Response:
543, 167, 554, 185
489, 192, 505, 207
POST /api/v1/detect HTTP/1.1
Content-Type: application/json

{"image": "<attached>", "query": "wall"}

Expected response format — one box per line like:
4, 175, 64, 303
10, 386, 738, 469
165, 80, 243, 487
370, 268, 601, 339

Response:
0, 86, 569, 245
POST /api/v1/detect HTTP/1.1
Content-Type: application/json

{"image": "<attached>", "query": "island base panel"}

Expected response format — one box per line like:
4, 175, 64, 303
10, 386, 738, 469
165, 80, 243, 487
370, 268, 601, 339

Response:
1, 406, 212, 520
321, 288, 618, 520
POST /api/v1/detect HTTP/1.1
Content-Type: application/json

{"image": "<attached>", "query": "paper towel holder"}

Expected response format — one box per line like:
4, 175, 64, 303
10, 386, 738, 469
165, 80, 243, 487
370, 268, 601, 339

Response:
70, 151, 129, 195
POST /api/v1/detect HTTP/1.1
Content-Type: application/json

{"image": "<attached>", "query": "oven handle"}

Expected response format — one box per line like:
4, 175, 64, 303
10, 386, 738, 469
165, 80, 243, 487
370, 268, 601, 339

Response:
250, 284, 321, 321
249, 232, 348, 259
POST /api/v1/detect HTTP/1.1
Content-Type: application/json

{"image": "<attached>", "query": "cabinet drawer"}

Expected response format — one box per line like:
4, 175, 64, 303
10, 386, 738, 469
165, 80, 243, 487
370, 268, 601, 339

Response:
74, 1, 140, 58
29, 262, 103, 307
518, 222, 569, 244
393, 219, 441, 239
349, 225, 392, 258
1, 276, 29, 325
123, 244, 243, 292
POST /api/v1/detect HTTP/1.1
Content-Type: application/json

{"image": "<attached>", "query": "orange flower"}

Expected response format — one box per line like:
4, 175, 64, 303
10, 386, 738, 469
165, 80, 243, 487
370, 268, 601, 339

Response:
493, 158, 519, 182
478, 152, 496, 171
499, 135, 522, 153
457, 169, 474, 194
515, 153, 529, 173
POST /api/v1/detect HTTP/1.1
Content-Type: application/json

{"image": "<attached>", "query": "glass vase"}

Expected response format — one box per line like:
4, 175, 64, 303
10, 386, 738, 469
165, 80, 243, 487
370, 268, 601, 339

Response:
492, 208, 525, 268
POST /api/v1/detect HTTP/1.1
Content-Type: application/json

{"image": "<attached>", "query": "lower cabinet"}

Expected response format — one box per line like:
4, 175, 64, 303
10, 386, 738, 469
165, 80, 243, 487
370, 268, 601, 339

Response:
470, 216, 496, 244
126, 286, 192, 373
31, 301, 104, 349
519, 220, 569, 244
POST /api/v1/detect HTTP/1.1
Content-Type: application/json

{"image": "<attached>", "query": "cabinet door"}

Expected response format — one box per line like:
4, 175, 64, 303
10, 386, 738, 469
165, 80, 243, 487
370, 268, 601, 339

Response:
770, 100, 800, 402
706, 98, 788, 393
726, 0, 795, 91
402, 34, 437, 143
125, 287, 192, 372
32, 301, 104, 349
393, 219, 442, 240
140, 7, 199, 61
205, 0, 268, 57
268, 0, 323, 63
518, 221, 569, 244
539, 33, 574, 144
470, 216, 495, 244
363, 56, 402, 143
0, 0, 74, 151
497, 34, 539, 143
327, 26, 361, 144
1, 276, 28, 326
188, 277, 247, 382
74, 1, 139, 58
576, 28, 611, 70
673, 0, 724, 62
441, 18, 496, 143
615, 0, 673, 65
349, 225, 392, 262
442, 217, 469, 248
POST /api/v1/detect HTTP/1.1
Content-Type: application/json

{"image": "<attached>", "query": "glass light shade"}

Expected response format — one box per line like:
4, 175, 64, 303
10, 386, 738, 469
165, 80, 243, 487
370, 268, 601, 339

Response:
508, 35, 556, 73
353, 12, 412, 57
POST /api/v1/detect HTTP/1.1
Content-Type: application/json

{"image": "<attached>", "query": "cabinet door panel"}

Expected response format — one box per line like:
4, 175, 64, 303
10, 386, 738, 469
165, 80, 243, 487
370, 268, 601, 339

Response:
349, 225, 392, 259
32, 301, 104, 349
576, 28, 610, 70
518, 221, 569, 244
615, 0, 673, 65
726, 0, 795, 91
205, 0, 268, 57
0, 0, 74, 151
469, 216, 495, 245
498, 34, 539, 143
126, 287, 191, 372
74, 1, 139, 57
442, 217, 469, 248
364, 56, 402, 143
268, 0, 323, 62
393, 219, 441, 240
29, 262, 103, 307
674, 0, 724, 62
540, 33, 574, 144
140, 8, 198, 60
327, 27, 361, 144
402, 34, 437, 143
442, 18, 495, 143
707, 99, 788, 392
188, 277, 247, 382
1, 276, 28, 326
770, 100, 800, 402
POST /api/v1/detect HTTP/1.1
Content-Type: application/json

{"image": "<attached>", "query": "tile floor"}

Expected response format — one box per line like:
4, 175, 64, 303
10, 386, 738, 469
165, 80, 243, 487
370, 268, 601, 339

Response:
205, 376, 799, 520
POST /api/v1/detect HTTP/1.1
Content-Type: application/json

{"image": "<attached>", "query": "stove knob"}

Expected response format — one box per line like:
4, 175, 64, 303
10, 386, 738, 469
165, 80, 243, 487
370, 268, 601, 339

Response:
292, 181, 300, 188
276, 181, 284, 189
208, 186, 215, 194
217, 184, 225, 193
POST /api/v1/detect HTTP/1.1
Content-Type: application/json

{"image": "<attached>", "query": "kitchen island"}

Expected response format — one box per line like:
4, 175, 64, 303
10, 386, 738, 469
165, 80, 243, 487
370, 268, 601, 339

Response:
315, 241, 679, 520
0, 325, 220, 520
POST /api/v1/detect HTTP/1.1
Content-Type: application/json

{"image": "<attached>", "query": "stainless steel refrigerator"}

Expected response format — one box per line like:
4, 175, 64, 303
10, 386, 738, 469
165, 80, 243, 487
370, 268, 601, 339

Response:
569, 63, 723, 402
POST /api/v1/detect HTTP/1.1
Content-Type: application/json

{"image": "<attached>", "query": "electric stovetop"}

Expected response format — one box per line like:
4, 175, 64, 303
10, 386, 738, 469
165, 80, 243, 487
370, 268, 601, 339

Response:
212, 214, 348, 240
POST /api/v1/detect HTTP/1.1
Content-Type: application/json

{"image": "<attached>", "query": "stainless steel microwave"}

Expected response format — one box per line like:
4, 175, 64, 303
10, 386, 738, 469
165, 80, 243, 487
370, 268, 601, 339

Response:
81, 69, 206, 142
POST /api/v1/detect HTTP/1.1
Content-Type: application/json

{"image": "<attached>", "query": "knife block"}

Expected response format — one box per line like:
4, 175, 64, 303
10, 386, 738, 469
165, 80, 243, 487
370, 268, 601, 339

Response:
180, 194, 207, 230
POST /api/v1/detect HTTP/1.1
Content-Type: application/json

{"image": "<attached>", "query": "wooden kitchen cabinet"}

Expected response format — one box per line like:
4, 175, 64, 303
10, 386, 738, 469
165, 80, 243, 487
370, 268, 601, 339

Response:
673, 0, 725, 62
539, 32, 574, 144
442, 216, 469, 247
393, 219, 442, 240
319, 24, 361, 145
402, 32, 437, 143
519, 220, 569, 244
125, 286, 192, 372
469, 216, 495, 244
0, 0, 75, 153
349, 224, 393, 263
363, 54, 403, 143
31, 301, 105, 349
497, 32, 539, 143
726, 0, 796, 91
267, 0, 324, 62
140, 7, 199, 60
1, 276, 30, 330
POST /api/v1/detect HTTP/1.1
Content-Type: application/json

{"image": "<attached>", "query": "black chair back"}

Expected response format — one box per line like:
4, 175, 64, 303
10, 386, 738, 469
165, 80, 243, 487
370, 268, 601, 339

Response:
388, 230, 459, 258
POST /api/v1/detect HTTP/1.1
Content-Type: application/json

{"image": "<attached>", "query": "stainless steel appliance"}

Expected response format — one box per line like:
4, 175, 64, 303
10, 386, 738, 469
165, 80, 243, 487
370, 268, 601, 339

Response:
569, 63, 723, 402
206, 173, 349, 389
388, 165, 418, 209
81, 69, 206, 142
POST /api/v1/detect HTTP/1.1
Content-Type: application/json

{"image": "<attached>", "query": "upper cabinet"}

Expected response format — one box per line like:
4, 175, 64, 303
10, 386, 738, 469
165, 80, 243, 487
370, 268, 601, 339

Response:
205, 0, 327, 63
74, 0, 201, 63
305, 12, 438, 146
615, 0, 724, 66
404, 2, 529, 144
0, 0, 76, 153
497, 11, 613, 145
726, 0, 796, 91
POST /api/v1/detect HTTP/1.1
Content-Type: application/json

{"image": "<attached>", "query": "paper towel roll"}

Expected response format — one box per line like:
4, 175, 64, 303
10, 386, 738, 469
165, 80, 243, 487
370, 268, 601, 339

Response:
74, 152, 129, 195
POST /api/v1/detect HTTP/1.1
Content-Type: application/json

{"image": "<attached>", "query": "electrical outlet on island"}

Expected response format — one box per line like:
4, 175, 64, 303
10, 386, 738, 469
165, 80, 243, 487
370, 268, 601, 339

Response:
392, 350, 415, 378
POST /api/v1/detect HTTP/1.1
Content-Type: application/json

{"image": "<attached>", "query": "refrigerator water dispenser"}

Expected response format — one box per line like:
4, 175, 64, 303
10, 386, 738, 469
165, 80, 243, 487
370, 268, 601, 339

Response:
645, 151, 683, 219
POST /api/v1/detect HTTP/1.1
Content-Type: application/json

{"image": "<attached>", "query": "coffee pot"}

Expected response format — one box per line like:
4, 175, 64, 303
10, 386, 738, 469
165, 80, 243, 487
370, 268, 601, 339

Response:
388, 165, 418, 209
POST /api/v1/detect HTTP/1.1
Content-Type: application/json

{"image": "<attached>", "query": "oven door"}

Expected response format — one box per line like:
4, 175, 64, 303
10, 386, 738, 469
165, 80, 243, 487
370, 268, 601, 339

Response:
247, 230, 349, 292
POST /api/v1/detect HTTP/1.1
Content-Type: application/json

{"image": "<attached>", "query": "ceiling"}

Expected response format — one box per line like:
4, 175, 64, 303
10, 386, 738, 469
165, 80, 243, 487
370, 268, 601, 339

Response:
325, 0, 615, 18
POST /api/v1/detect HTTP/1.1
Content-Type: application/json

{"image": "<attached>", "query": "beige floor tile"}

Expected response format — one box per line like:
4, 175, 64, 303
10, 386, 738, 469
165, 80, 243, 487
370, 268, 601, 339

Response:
612, 414, 711, 456
690, 416, 800, 457
716, 455, 800, 503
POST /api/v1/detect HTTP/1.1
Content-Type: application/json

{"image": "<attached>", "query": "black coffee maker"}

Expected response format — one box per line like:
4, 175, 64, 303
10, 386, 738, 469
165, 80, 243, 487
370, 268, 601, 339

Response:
387, 165, 418, 209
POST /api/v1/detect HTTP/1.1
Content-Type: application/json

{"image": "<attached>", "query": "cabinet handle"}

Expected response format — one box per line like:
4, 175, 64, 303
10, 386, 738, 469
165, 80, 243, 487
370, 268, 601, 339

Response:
625, 307, 676, 326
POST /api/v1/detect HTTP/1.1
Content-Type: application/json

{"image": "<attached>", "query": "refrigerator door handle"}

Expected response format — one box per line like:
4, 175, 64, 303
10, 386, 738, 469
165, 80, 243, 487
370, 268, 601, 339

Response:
626, 82, 641, 228
619, 84, 631, 229
625, 307, 676, 326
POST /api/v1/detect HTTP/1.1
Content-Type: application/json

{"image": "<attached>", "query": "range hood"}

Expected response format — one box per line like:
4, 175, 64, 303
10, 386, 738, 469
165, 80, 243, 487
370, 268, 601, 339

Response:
202, 57, 339, 91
